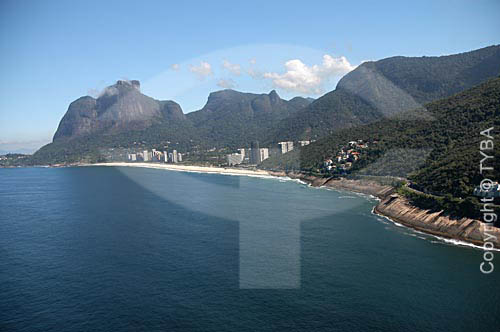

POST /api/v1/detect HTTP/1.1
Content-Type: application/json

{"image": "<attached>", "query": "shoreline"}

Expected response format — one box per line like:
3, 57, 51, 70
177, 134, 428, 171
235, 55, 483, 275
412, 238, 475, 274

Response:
267, 170, 500, 249
85, 162, 273, 177
374, 195, 500, 249
80, 162, 499, 249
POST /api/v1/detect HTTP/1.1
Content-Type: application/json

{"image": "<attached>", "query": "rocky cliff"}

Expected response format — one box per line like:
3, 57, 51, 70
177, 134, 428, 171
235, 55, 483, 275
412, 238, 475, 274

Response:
375, 194, 500, 247
53, 80, 185, 141
270, 171, 499, 248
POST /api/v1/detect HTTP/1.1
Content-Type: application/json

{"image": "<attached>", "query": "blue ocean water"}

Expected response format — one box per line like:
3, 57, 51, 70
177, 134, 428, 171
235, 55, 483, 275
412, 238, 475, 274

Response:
0, 166, 499, 332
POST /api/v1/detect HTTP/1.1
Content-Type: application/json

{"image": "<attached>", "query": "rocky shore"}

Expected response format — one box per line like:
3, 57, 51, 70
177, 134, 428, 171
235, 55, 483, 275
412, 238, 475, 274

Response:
268, 171, 499, 248
267, 171, 393, 196
374, 194, 500, 248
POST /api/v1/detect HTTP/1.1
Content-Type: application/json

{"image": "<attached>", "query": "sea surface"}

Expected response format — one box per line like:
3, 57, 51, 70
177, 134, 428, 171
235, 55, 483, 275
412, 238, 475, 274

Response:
1, 166, 499, 332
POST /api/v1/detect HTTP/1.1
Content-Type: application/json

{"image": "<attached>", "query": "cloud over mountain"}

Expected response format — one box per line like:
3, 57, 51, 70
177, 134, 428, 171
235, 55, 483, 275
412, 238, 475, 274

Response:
189, 61, 213, 79
222, 60, 241, 75
216, 78, 237, 89
263, 55, 355, 94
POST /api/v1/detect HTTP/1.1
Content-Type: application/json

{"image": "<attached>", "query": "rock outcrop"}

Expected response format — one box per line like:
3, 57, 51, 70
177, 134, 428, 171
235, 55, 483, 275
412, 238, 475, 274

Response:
374, 194, 500, 247
53, 80, 185, 141
270, 171, 499, 248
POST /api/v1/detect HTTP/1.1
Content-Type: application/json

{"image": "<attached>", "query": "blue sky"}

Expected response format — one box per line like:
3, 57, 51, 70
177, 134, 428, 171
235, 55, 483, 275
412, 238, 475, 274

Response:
0, 0, 499, 153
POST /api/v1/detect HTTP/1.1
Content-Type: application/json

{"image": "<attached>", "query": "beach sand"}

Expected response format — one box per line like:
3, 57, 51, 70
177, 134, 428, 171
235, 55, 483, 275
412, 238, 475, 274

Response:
86, 162, 272, 177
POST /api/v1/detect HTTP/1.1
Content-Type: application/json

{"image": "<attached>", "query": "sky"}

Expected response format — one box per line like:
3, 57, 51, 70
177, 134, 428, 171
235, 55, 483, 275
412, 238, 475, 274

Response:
0, 0, 499, 153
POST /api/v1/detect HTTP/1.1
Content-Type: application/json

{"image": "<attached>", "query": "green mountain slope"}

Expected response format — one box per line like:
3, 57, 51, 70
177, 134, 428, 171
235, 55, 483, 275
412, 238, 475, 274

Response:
187, 89, 310, 148
267, 78, 500, 208
269, 45, 500, 141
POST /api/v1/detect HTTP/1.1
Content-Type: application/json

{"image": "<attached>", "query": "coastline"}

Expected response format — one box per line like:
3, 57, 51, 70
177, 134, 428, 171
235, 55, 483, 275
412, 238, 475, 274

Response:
81, 162, 498, 249
85, 162, 272, 177
268, 170, 499, 249
374, 194, 500, 249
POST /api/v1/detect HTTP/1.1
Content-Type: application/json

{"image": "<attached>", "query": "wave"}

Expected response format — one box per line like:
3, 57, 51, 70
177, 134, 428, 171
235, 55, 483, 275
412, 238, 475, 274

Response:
371, 207, 500, 252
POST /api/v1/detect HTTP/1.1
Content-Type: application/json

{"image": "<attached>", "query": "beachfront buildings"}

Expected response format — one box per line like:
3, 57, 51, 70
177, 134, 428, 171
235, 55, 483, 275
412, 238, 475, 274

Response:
125, 149, 183, 164
259, 148, 269, 163
227, 153, 244, 166
250, 142, 260, 164
278, 141, 294, 154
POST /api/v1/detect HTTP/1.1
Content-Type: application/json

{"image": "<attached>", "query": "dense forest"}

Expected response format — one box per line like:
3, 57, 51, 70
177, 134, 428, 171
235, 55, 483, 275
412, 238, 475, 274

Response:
261, 78, 500, 218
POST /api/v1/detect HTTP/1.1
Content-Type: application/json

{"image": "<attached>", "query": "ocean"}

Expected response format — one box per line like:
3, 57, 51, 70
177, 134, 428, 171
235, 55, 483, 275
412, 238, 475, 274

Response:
1, 166, 499, 331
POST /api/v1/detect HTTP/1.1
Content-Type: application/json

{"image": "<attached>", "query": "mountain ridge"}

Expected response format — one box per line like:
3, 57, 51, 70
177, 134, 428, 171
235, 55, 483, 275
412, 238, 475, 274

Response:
269, 44, 500, 141
21, 44, 500, 166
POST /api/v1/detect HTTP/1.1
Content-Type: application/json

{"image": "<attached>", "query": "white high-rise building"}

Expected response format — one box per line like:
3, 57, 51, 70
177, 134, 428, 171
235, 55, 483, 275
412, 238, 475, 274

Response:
278, 141, 294, 154
259, 148, 269, 162
143, 150, 150, 162
238, 148, 246, 159
227, 153, 244, 166
250, 142, 260, 164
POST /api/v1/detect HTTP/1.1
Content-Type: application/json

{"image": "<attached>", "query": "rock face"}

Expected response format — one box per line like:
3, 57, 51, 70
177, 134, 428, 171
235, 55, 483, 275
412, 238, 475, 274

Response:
374, 194, 500, 247
186, 89, 312, 146
53, 80, 185, 141
270, 172, 499, 248
189, 89, 309, 119
52, 83, 311, 145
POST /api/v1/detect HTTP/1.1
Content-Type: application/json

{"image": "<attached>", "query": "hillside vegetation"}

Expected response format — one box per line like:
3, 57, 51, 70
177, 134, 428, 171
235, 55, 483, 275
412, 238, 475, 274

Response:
261, 78, 500, 217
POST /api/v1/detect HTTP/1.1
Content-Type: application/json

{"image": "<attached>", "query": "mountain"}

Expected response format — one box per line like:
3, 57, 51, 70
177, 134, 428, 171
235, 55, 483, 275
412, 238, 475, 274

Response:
269, 45, 500, 141
29, 84, 312, 164
24, 45, 500, 166
53, 80, 186, 141
187, 89, 311, 147
263, 77, 500, 217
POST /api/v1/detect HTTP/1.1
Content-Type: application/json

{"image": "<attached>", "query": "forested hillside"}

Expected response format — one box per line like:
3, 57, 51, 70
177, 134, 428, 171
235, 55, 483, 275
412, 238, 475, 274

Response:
263, 78, 500, 207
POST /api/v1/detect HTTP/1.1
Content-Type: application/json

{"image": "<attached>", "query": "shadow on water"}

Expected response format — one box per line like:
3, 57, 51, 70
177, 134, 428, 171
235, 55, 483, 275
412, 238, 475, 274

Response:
1, 166, 500, 332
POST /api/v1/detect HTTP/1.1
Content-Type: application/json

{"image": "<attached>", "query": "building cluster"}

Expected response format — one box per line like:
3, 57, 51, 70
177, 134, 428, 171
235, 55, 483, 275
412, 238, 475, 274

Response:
474, 182, 500, 198
127, 149, 183, 163
323, 140, 369, 172
226, 140, 312, 166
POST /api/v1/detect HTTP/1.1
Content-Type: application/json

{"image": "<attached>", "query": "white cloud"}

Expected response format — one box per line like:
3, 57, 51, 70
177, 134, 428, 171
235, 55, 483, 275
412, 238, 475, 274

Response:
189, 61, 213, 79
171, 63, 180, 71
87, 88, 101, 97
247, 68, 263, 79
222, 60, 241, 76
263, 54, 355, 94
249, 58, 257, 65
216, 78, 237, 89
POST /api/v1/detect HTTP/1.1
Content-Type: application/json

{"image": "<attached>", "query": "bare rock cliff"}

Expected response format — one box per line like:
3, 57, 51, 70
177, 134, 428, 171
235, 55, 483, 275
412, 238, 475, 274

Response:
375, 194, 500, 247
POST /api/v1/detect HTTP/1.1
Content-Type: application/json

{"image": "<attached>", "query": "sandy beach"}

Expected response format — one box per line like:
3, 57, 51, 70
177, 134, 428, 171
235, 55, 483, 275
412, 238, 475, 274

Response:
85, 162, 273, 177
